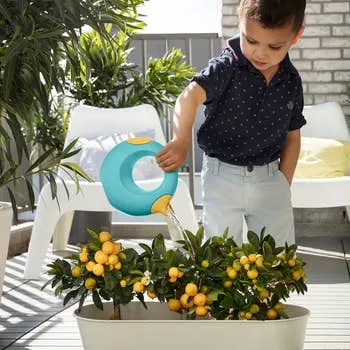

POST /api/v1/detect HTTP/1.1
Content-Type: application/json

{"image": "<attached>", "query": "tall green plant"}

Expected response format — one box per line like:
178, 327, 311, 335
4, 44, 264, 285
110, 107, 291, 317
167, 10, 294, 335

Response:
65, 27, 196, 115
119, 49, 196, 116
0, 0, 146, 212
66, 26, 135, 108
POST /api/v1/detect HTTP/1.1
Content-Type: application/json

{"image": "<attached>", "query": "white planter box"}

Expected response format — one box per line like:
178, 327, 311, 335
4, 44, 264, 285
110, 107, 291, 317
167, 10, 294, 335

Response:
75, 301, 310, 350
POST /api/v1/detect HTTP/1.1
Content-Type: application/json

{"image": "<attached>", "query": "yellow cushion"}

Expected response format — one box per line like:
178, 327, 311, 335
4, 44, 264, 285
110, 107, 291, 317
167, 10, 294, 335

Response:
295, 137, 349, 178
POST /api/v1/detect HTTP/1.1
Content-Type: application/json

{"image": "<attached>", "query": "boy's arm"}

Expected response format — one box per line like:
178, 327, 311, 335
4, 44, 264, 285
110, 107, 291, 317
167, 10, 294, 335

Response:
156, 82, 206, 172
279, 129, 301, 185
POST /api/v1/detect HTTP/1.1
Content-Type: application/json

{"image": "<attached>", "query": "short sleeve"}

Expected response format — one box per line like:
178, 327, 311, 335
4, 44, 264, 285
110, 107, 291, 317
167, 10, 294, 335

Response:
191, 50, 236, 105
289, 76, 307, 131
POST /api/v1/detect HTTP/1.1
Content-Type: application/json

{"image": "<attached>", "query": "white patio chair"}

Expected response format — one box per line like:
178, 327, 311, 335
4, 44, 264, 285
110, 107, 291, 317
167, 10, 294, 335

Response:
291, 102, 350, 220
23, 104, 198, 279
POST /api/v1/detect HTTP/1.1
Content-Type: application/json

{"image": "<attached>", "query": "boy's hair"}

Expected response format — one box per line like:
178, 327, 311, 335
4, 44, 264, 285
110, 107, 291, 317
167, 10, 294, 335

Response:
237, 0, 306, 32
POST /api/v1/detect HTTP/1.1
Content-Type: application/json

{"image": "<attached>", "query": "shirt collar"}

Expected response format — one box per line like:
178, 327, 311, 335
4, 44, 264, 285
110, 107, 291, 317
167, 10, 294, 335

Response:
226, 35, 298, 78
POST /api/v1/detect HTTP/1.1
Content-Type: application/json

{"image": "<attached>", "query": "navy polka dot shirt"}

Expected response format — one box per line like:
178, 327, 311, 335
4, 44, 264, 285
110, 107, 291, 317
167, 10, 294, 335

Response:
192, 36, 306, 166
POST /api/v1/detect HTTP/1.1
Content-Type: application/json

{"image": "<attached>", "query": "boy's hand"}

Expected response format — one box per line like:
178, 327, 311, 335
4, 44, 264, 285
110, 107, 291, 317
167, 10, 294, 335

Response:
156, 139, 189, 172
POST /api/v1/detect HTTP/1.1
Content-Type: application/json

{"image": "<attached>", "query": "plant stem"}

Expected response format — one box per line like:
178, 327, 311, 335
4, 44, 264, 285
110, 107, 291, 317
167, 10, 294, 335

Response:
113, 300, 121, 320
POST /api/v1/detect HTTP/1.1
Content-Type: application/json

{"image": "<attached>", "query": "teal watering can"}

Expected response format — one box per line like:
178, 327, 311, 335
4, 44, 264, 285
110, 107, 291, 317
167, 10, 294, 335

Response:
100, 137, 178, 216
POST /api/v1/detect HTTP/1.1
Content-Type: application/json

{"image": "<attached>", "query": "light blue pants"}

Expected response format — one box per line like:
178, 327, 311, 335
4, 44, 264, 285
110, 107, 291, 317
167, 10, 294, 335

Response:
201, 155, 295, 246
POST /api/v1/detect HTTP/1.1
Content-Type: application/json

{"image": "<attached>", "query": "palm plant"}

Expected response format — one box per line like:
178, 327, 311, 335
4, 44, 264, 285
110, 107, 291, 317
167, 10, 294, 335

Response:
0, 0, 146, 215
65, 26, 196, 116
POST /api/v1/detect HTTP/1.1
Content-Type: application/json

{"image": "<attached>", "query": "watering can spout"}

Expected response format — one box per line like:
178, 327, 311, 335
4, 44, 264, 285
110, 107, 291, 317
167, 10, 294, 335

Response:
151, 195, 172, 216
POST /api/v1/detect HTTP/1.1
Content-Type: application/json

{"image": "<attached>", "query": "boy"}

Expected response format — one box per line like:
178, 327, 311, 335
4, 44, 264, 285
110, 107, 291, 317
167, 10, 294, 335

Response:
156, 0, 306, 246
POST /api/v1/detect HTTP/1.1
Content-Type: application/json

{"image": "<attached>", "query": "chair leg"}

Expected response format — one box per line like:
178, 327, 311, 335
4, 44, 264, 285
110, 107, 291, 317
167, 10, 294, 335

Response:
23, 184, 62, 280
52, 211, 74, 251
346, 206, 350, 223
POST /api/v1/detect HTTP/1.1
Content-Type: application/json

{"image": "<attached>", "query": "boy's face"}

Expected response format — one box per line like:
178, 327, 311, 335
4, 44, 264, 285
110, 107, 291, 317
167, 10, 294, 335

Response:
239, 18, 301, 76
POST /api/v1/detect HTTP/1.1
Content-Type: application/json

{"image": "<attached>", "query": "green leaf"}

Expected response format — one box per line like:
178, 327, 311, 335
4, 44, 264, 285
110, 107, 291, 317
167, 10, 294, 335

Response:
220, 294, 234, 309
87, 228, 100, 240
92, 291, 103, 310
222, 227, 229, 240
247, 231, 260, 250
78, 291, 88, 313
151, 234, 166, 257
139, 243, 152, 256
263, 241, 273, 258
206, 289, 221, 302
195, 227, 204, 247
104, 271, 118, 292
63, 289, 80, 306
278, 310, 290, 319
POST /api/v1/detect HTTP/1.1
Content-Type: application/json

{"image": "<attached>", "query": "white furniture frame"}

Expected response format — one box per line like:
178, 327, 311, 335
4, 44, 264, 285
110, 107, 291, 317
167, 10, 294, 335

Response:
291, 102, 350, 220
23, 104, 198, 279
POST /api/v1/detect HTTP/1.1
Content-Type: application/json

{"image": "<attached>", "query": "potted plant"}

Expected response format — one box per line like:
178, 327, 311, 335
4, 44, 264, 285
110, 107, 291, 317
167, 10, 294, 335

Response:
43, 227, 309, 350
0, 0, 146, 301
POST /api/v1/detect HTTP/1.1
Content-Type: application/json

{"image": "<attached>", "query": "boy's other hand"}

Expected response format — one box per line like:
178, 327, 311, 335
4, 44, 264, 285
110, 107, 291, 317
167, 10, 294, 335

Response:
156, 139, 189, 172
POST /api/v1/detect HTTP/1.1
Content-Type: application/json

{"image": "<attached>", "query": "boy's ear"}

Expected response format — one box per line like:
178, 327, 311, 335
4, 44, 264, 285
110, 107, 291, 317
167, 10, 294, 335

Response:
291, 27, 304, 45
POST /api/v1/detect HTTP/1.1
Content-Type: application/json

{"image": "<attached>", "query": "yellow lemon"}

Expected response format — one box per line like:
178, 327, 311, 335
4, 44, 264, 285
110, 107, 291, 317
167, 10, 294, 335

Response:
226, 267, 237, 279
79, 252, 89, 263
249, 304, 260, 314
94, 250, 108, 265
147, 289, 157, 299
195, 306, 208, 317
120, 279, 127, 287
247, 269, 259, 279
112, 243, 121, 255
86, 261, 96, 272
193, 293, 207, 306
245, 311, 253, 320
223, 280, 232, 288
99, 231, 112, 243
288, 258, 296, 267
108, 254, 119, 265
255, 257, 264, 268
180, 294, 194, 308
232, 262, 242, 271
185, 283, 198, 297
168, 267, 179, 278
240, 255, 249, 265
248, 253, 257, 263
201, 260, 209, 268
102, 241, 115, 255
92, 263, 104, 276
274, 302, 284, 311
266, 308, 278, 320
84, 277, 96, 290
140, 278, 149, 286
167, 299, 181, 312
71, 266, 81, 277
133, 281, 145, 293
292, 271, 301, 281
259, 288, 269, 299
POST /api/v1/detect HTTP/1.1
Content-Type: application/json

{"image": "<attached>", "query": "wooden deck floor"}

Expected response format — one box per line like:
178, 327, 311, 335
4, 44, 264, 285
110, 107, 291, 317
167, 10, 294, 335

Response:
1, 236, 350, 350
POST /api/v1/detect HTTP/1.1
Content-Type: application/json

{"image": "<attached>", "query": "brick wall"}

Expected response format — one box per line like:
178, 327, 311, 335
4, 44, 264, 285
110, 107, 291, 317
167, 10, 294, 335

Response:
221, 0, 350, 122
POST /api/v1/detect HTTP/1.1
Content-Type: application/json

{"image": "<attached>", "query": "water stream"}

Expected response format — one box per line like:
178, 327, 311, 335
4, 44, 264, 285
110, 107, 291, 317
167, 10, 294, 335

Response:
165, 205, 185, 243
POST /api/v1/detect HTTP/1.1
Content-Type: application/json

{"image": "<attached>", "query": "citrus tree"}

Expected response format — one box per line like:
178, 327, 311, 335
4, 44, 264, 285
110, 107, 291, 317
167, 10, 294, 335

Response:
44, 227, 307, 321
43, 229, 147, 320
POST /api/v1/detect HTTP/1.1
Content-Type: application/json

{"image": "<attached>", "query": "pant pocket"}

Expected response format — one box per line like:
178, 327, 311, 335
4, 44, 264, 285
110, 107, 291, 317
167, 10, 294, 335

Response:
277, 170, 290, 187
